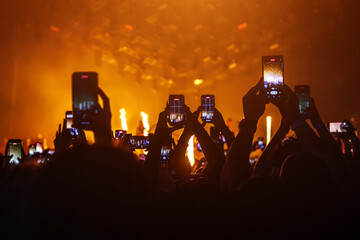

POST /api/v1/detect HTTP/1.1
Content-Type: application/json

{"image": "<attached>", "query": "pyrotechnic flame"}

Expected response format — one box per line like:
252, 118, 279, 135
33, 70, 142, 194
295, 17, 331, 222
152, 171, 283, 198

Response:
186, 135, 195, 166
120, 108, 128, 131
141, 111, 150, 136
266, 116, 272, 145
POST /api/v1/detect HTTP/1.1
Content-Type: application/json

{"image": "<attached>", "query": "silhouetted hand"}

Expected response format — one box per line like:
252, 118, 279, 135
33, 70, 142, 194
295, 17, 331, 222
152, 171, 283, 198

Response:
272, 84, 300, 125
243, 78, 266, 123
54, 119, 87, 153
211, 108, 227, 129
185, 106, 205, 132
155, 108, 183, 139
309, 98, 322, 126
91, 88, 112, 144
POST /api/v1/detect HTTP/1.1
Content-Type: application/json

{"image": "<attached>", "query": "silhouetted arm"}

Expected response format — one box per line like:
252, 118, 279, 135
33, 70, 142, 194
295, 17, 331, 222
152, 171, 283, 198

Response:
187, 108, 225, 184
220, 78, 265, 192
212, 108, 235, 148
169, 127, 192, 180
253, 119, 290, 176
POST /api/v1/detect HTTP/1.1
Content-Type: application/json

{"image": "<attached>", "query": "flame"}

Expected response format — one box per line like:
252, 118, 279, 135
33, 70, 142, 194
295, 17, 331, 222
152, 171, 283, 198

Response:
186, 135, 195, 166
141, 111, 150, 136
266, 116, 272, 145
120, 108, 128, 131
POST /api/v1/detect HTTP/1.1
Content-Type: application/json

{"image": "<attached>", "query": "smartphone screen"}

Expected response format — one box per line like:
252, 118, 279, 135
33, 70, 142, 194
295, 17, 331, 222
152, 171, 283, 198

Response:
160, 145, 172, 165
129, 136, 151, 149
168, 95, 185, 126
328, 122, 347, 133
114, 130, 127, 139
65, 111, 73, 129
295, 85, 310, 118
262, 56, 284, 100
35, 142, 43, 154
72, 72, 98, 127
201, 95, 215, 122
7, 139, 22, 164
28, 144, 36, 156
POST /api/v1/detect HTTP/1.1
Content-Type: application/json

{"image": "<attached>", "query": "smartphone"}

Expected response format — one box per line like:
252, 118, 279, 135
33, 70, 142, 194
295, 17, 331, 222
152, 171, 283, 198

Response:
257, 137, 265, 150
168, 95, 185, 126
201, 95, 215, 122
114, 130, 127, 139
28, 144, 36, 157
65, 111, 73, 129
72, 72, 99, 127
160, 138, 173, 165
328, 122, 348, 133
129, 136, 151, 149
160, 145, 172, 165
294, 85, 310, 118
35, 142, 43, 154
6, 139, 22, 165
262, 56, 284, 100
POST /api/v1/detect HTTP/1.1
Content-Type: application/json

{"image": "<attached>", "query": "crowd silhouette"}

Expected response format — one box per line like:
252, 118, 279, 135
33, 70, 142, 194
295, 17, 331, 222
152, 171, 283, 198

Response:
1, 75, 360, 238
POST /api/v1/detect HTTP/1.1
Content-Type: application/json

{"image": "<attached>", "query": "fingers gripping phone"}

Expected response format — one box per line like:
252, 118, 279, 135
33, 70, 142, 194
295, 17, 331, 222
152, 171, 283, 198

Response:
6, 139, 23, 165
167, 95, 185, 126
201, 95, 215, 123
294, 85, 310, 118
72, 72, 99, 128
262, 56, 284, 100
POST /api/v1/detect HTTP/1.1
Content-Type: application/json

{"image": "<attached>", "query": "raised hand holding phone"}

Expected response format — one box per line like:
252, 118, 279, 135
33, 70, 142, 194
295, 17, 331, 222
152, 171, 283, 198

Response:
262, 55, 284, 102
243, 77, 266, 124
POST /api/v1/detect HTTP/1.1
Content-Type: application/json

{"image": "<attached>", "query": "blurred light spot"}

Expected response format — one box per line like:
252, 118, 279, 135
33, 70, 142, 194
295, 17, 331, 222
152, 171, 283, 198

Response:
159, 4, 167, 10
123, 64, 137, 74
142, 74, 153, 80
169, 24, 178, 30
194, 79, 204, 86
202, 56, 212, 63
195, 24, 203, 30
237, 22, 247, 30
50, 25, 60, 33
228, 62, 237, 69
143, 57, 157, 66
227, 44, 236, 50
270, 43, 279, 50
124, 24, 133, 31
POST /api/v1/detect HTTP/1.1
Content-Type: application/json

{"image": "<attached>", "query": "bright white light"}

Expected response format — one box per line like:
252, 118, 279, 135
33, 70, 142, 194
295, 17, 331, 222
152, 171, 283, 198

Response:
266, 116, 272, 145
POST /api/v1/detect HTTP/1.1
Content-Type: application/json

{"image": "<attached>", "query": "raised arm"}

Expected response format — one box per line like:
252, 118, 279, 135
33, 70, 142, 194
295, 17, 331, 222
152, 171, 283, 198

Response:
186, 107, 225, 184
220, 78, 265, 192
212, 108, 235, 148
169, 126, 193, 180
253, 118, 290, 177
283, 88, 348, 184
